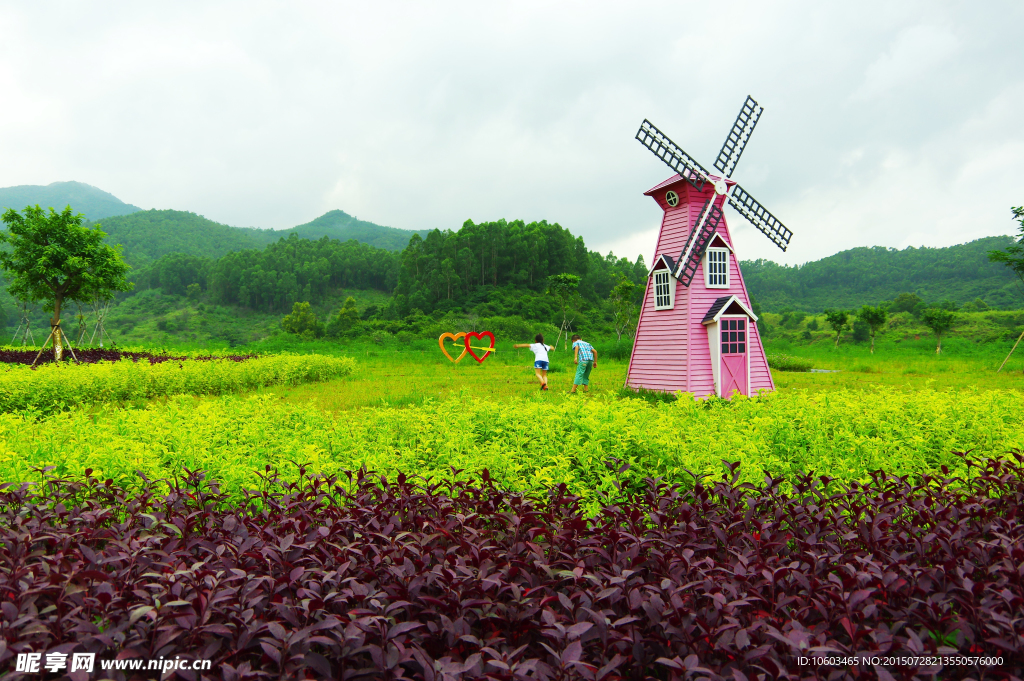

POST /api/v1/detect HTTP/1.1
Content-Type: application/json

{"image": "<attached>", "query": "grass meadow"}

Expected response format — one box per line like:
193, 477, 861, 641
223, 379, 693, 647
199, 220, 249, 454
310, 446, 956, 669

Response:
248, 338, 1024, 410
1, 336, 1022, 505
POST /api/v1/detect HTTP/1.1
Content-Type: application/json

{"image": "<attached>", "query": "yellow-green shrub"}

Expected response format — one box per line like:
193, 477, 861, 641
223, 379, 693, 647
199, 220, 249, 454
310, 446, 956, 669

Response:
0, 354, 355, 413
1, 386, 1020, 508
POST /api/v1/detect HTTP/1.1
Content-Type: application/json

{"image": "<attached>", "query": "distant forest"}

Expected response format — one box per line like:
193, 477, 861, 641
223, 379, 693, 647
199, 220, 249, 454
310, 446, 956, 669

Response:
391, 219, 646, 316
742, 236, 1021, 312
133, 219, 647, 317
139, 236, 399, 313
127, 221, 1021, 322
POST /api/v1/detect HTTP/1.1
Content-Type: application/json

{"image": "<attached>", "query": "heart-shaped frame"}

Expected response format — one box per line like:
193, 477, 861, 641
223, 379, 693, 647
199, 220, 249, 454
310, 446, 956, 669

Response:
464, 331, 495, 363
438, 332, 468, 363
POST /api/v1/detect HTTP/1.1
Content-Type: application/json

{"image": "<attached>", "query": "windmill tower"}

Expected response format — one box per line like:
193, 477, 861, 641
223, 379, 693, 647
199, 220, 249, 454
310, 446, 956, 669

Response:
627, 96, 793, 399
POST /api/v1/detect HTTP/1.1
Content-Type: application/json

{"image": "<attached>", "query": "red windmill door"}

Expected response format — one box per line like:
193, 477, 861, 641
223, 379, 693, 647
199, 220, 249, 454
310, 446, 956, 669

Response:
720, 317, 748, 398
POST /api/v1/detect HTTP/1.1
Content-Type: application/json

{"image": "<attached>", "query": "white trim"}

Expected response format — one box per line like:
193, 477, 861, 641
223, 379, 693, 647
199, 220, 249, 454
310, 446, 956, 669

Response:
706, 321, 722, 396
704, 247, 730, 288
653, 269, 675, 310
646, 254, 676, 278
705, 231, 734, 254
713, 315, 751, 398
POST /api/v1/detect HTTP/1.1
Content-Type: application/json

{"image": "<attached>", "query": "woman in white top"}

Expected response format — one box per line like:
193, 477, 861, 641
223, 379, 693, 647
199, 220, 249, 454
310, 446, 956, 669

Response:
513, 333, 554, 391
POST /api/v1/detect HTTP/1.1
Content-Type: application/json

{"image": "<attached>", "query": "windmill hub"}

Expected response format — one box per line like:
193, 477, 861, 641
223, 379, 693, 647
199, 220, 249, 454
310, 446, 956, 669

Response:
713, 179, 729, 196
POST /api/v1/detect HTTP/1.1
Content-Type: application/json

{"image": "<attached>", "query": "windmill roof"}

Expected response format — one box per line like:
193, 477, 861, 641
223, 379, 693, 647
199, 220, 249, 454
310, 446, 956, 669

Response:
644, 175, 688, 196
702, 295, 758, 324
644, 173, 734, 196
648, 253, 677, 275
701, 296, 732, 323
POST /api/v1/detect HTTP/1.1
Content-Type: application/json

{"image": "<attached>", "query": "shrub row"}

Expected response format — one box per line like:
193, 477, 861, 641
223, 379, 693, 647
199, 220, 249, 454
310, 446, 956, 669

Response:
765, 353, 814, 372
0, 347, 257, 365
0, 354, 355, 414
1, 456, 1021, 680
3, 387, 1021, 506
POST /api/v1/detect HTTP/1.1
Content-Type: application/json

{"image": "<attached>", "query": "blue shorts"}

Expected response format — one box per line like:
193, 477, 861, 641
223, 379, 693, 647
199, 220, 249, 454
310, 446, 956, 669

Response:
534, 360, 549, 370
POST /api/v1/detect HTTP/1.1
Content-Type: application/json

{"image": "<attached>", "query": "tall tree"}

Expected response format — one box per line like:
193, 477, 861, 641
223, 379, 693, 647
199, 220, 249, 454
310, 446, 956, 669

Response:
988, 206, 1024, 288
921, 307, 956, 354
608, 276, 639, 341
989, 206, 1024, 371
0, 205, 131, 360
857, 304, 888, 354
824, 309, 849, 348
546, 273, 581, 350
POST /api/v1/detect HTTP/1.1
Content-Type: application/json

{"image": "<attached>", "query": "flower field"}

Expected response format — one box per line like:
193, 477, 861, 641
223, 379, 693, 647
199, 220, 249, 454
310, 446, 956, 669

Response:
0, 351, 1022, 678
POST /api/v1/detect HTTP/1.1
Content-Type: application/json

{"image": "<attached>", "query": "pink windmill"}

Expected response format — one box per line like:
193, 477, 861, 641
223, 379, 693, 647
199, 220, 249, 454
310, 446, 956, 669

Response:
626, 96, 793, 399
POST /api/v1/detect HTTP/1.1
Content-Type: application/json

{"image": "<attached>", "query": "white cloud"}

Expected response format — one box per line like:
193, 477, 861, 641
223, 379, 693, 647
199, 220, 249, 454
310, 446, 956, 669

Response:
0, 0, 1021, 267
852, 25, 960, 101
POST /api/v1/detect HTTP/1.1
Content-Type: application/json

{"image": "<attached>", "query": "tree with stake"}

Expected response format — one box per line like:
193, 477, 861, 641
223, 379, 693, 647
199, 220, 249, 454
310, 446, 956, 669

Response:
921, 307, 956, 354
546, 273, 581, 351
857, 304, 888, 354
608, 276, 639, 342
824, 309, 849, 348
989, 205, 1024, 371
0, 205, 131, 361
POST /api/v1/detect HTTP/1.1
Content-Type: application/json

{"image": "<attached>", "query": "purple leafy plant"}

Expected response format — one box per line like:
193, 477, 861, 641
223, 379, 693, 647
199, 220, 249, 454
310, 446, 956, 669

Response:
0, 454, 1021, 680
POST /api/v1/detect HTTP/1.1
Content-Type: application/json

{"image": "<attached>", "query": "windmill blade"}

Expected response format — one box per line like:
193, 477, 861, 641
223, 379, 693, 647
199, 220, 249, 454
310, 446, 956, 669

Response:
713, 96, 763, 177
728, 184, 792, 252
636, 119, 710, 192
674, 199, 724, 286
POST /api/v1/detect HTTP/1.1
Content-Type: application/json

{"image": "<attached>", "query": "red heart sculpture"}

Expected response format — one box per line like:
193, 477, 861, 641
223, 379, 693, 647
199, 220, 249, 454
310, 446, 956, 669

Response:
464, 331, 495, 363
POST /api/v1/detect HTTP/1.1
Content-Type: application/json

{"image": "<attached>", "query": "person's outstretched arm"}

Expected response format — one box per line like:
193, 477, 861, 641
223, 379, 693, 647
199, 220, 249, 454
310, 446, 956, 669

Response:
512, 343, 530, 349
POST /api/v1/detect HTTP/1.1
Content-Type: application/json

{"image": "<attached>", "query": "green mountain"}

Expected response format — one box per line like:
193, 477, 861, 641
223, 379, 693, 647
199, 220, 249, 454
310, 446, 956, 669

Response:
0, 181, 141, 221
86, 209, 427, 266
288, 210, 430, 251
2, 182, 427, 265
743, 235, 1022, 312
93, 210, 281, 266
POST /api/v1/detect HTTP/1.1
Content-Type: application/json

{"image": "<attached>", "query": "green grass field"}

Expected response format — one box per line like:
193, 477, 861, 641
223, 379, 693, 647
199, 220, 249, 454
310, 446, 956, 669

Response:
1, 334, 1021, 508
237, 335, 1024, 412
1, 320, 1022, 502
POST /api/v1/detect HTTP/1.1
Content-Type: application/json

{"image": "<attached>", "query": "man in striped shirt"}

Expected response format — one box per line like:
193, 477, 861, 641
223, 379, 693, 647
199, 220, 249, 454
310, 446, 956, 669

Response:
570, 334, 597, 394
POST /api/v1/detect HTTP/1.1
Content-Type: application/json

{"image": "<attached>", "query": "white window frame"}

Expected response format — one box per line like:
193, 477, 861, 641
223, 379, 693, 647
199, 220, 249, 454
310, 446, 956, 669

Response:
704, 247, 730, 288
653, 269, 675, 310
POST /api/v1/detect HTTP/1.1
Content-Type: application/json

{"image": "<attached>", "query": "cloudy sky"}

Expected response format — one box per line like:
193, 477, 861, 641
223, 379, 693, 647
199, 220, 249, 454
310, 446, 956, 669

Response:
0, 1, 1021, 266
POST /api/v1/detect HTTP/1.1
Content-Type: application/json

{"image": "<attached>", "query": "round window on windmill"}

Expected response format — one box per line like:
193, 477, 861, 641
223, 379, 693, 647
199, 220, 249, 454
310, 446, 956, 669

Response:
665, 191, 679, 207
